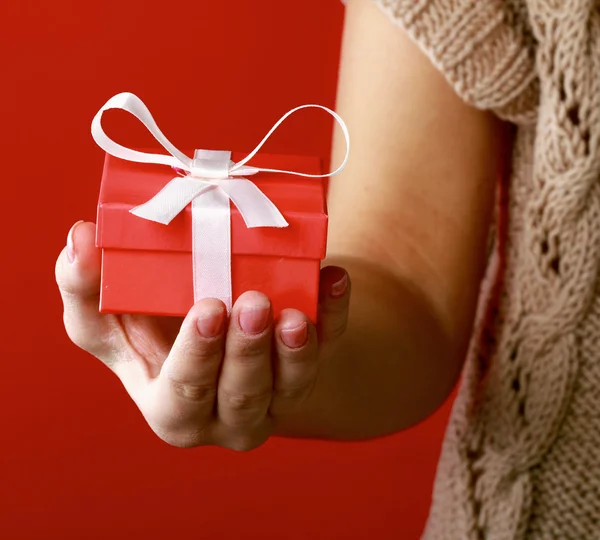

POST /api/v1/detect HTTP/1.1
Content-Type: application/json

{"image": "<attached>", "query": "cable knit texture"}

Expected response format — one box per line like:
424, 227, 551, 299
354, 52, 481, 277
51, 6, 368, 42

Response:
374, 0, 600, 538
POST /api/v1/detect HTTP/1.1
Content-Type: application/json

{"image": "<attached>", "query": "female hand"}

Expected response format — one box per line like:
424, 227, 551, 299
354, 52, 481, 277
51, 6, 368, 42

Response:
55, 221, 351, 450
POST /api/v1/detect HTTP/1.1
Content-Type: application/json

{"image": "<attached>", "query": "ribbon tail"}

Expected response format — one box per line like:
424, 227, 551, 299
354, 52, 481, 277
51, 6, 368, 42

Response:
218, 179, 289, 228
130, 176, 212, 225
191, 188, 233, 312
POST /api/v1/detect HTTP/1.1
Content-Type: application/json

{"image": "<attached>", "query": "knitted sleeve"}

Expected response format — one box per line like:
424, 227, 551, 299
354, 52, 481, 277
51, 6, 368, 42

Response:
373, 0, 539, 125
373, 2, 600, 538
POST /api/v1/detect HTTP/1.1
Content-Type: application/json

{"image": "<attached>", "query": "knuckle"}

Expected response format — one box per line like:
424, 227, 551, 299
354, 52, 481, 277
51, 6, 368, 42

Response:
64, 324, 89, 350
169, 380, 217, 404
63, 315, 104, 356
219, 388, 271, 412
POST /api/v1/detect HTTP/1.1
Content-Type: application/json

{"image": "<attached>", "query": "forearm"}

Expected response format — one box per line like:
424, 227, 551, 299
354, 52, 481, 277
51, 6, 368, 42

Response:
274, 256, 463, 440
273, 0, 503, 440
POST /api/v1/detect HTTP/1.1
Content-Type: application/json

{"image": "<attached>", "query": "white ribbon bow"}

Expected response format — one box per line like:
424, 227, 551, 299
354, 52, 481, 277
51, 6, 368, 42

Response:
91, 92, 350, 312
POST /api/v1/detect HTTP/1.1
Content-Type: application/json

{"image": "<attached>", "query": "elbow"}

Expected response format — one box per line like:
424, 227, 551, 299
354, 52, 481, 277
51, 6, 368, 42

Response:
383, 307, 469, 436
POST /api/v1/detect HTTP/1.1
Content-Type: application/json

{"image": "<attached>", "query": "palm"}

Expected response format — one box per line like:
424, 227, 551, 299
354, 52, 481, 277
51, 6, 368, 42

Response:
106, 313, 185, 377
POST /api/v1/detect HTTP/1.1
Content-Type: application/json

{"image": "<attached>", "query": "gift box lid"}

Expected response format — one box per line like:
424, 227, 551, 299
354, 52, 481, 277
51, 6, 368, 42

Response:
96, 151, 328, 260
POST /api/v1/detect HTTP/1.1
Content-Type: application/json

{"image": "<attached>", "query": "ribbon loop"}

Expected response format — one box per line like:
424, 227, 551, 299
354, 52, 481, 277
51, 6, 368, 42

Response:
230, 104, 351, 179
91, 93, 192, 171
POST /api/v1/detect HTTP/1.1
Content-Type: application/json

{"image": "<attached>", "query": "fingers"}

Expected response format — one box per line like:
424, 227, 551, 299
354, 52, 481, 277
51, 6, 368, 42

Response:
270, 309, 319, 417
55, 221, 114, 358
215, 292, 273, 446
150, 299, 227, 446
318, 266, 351, 345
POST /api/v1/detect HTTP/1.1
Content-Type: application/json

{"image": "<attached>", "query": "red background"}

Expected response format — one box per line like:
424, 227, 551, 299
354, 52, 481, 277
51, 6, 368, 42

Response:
0, 1, 452, 538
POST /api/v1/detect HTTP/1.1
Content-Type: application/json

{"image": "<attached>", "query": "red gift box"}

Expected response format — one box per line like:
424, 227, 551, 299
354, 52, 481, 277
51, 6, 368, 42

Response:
96, 151, 328, 322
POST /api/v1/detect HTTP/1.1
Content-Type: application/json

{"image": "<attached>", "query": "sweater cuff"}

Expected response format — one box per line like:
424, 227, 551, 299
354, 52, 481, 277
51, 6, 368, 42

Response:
374, 0, 539, 124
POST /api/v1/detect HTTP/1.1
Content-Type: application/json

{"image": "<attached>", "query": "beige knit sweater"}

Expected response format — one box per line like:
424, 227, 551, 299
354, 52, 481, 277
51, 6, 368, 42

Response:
373, 1, 600, 538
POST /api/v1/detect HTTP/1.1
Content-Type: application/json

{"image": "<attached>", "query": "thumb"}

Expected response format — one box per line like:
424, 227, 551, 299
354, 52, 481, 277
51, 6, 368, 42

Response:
55, 221, 115, 358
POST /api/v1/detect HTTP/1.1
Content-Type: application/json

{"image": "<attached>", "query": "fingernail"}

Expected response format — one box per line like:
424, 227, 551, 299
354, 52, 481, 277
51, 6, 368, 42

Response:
66, 221, 84, 264
239, 303, 270, 335
281, 322, 308, 349
330, 273, 348, 298
197, 308, 225, 338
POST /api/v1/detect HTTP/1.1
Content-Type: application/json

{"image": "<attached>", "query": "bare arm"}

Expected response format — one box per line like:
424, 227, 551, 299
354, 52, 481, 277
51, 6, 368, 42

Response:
275, 0, 503, 440
56, 0, 504, 451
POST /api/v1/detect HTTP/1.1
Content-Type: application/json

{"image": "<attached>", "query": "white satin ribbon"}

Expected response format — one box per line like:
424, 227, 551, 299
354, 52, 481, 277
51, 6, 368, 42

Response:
91, 92, 350, 312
